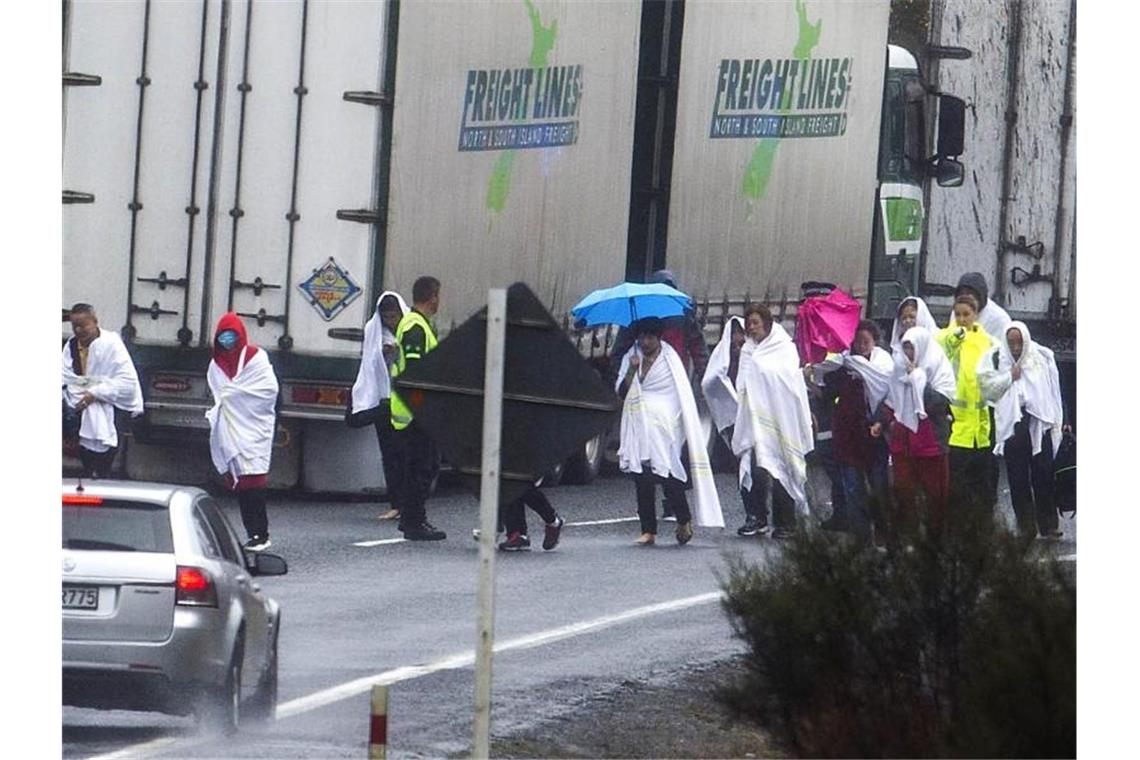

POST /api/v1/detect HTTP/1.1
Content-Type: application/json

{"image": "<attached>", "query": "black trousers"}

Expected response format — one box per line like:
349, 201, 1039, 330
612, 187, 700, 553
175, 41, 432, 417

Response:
634, 472, 691, 534
78, 446, 117, 479
1004, 417, 1059, 537
949, 446, 995, 525
747, 467, 796, 531
374, 417, 404, 509
238, 488, 269, 540
503, 487, 558, 536
394, 422, 439, 529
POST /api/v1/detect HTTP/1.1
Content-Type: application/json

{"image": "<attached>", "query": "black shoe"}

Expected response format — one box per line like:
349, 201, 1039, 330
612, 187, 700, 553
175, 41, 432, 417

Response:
737, 516, 761, 537
244, 536, 271, 551
542, 515, 564, 551
499, 532, 531, 551
772, 528, 795, 540
402, 522, 447, 541
676, 521, 693, 545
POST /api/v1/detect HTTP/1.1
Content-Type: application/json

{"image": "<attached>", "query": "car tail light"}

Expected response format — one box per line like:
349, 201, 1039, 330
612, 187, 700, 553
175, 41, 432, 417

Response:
63, 494, 103, 506
175, 566, 217, 607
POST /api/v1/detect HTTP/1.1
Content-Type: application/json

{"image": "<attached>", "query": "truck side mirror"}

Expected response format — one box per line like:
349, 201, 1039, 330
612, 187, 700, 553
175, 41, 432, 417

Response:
936, 94, 966, 158
935, 158, 964, 188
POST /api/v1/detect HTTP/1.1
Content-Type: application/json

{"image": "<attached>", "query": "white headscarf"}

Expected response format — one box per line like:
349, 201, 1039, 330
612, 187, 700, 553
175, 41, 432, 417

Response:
887, 326, 957, 433
351, 290, 409, 412
731, 323, 814, 510
700, 316, 745, 433
977, 320, 1063, 456
617, 341, 724, 528
890, 296, 938, 351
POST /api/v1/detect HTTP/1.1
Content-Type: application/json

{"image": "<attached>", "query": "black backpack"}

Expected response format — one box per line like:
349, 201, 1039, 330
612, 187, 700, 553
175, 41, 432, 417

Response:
1052, 430, 1076, 517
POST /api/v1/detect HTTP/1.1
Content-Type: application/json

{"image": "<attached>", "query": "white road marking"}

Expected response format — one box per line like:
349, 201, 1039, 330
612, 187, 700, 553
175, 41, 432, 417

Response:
352, 538, 408, 547
276, 590, 723, 718
565, 516, 640, 527
89, 738, 181, 760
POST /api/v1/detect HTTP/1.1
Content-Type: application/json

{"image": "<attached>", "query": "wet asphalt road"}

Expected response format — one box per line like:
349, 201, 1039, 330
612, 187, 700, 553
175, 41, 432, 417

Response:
62, 469, 1076, 759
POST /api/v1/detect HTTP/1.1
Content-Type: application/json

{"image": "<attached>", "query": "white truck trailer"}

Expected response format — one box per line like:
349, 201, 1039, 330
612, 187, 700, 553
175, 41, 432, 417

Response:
62, 0, 965, 492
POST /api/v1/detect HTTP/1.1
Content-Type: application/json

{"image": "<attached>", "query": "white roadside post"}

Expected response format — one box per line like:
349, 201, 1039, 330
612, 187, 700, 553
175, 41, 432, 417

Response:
473, 289, 506, 759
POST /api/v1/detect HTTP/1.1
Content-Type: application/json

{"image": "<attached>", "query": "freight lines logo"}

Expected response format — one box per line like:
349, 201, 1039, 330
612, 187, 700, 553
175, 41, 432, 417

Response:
458, 65, 582, 152
710, 56, 851, 140
461, 0, 579, 214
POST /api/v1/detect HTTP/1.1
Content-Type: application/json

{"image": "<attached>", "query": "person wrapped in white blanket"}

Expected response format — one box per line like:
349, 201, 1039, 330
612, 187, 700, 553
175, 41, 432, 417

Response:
205, 313, 280, 551
616, 318, 723, 546
701, 316, 771, 537
62, 303, 144, 478
349, 290, 410, 521
889, 296, 939, 352
731, 304, 814, 539
977, 321, 1066, 540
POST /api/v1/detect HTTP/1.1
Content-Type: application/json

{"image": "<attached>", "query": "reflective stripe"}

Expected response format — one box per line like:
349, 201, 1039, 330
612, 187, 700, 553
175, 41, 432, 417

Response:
949, 399, 988, 410
815, 431, 833, 441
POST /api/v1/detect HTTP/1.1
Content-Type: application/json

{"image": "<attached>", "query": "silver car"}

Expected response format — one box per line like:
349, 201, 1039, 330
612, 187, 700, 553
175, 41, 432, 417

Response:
62, 479, 286, 733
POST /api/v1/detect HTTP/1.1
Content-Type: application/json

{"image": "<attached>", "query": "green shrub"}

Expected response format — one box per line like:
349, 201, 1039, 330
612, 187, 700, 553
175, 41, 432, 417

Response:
718, 515, 1075, 758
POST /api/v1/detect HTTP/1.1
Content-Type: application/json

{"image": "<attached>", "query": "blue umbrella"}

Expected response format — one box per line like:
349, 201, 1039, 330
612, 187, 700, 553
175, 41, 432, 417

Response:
571, 282, 693, 327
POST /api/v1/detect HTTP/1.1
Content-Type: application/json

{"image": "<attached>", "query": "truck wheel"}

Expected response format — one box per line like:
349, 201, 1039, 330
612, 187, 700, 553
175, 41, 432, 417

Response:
246, 624, 278, 723
563, 432, 606, 484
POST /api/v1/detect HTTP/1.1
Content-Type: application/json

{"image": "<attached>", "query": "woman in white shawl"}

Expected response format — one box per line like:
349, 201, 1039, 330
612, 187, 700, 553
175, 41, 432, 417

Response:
731, 304, 814, 540
206, 313, 280, 551
701, 317, 768, 536
62, 303, 144, 478
890, 296, 938, 352
977, 321, 1065, 539
617, 318, 723, 545
885, 326, 957, 532
349, 291, 410, 520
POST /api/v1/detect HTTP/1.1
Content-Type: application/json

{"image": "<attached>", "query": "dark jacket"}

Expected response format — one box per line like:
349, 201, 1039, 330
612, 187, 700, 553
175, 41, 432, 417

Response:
822, 368, 880, 470
610, 317, 709, 380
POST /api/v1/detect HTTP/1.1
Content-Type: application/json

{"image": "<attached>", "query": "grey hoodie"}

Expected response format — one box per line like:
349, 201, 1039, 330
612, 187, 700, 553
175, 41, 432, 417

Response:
955, 271, 1011, 340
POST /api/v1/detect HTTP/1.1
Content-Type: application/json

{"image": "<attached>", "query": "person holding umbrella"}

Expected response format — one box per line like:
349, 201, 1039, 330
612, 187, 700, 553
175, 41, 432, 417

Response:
614, 318, 723, 545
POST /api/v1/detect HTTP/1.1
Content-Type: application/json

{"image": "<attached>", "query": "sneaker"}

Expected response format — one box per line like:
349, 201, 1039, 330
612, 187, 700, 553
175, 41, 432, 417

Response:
755, 524, 772, 537
676, 521, 693, 545
542, 515, 564, 551
771, 528, 795, 540
244, 536, 271, 552
737, 516, 761, 537
472, 526, 505, 541
662, 511, 678, 523
499, 532, 531, 551
402, 522, 447, 541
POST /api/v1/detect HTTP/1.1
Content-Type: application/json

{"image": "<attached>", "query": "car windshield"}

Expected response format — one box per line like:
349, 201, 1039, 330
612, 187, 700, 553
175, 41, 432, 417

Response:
63, 500, 174, 553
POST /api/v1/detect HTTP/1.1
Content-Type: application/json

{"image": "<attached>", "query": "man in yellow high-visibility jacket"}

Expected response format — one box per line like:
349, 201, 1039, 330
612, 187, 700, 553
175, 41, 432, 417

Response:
390, 276, 445, 541
937, 292, 997, 527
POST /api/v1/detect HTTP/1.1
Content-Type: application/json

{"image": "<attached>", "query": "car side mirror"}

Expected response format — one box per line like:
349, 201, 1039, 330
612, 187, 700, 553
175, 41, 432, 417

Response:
248, 551, 288, 576
935, 158, 964, 188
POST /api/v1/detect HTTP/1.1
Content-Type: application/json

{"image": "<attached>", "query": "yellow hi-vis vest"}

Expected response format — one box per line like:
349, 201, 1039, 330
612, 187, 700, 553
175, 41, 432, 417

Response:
390, 310, 438, 430
937, 322, 995, 449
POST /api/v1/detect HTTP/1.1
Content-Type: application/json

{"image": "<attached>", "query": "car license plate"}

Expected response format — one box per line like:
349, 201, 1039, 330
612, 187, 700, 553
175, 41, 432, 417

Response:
62, 585, 99, 610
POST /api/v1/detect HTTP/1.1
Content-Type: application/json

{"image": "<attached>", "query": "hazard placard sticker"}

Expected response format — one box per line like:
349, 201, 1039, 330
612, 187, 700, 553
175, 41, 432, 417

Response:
297, 258, 362, 321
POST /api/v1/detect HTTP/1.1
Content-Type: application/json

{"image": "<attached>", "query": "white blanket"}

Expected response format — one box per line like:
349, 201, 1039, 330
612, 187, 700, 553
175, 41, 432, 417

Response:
61, 330, 144, 451
890, 296, 938, 351
617, 342, 724, 528
976, 320, 1063, 456
700, 316, 745, 433
206, 347, 279, 479
731, 323, 814, 510
888, 326, 957, 433
351, 290, 409, 412
844, 346, 894, 413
